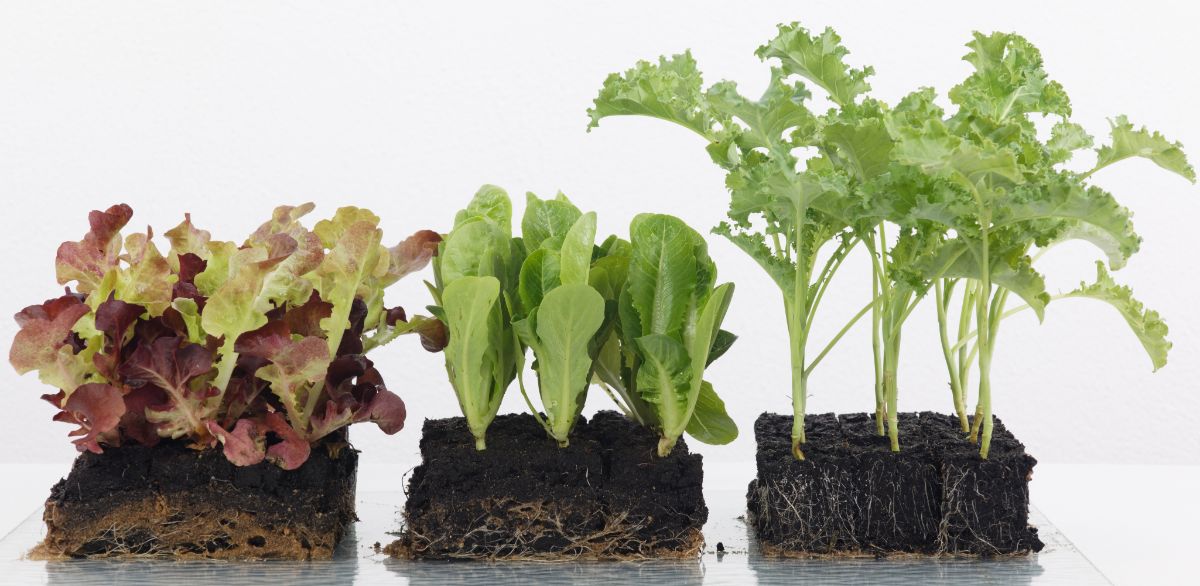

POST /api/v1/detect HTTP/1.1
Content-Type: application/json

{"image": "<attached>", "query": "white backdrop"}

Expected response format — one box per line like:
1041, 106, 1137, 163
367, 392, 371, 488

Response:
1, 1, 1196, 479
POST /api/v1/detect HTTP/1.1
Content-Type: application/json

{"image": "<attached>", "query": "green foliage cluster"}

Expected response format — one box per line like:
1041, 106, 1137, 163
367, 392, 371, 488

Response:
590, 23, 1193, 458
429, 186, 738, 455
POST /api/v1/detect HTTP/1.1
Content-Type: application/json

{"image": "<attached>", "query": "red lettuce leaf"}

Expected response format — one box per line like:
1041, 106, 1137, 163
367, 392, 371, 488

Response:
386, 230, 442, 284
220, 374, 267, 426
234, 320, 292, 360
262, 411, 310, 470
281, 292, 333, 338
310, 356, 405, 439
120, 385, 167, 447
206, 418, 265, 466
173, 252, 208, 303
10, 293, 90, 376
206, 411, 310, 470
49, 383, 126, 454
406, 315, 448, 352
91, 297, 145, 380
55, 204, 133, 293
335, 298, 369, 356
354, 366, 407, 434
120, 337, 219, 439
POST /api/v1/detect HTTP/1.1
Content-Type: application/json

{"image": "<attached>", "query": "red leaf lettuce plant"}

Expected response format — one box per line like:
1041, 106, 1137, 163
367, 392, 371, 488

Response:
10, 204, 444, 469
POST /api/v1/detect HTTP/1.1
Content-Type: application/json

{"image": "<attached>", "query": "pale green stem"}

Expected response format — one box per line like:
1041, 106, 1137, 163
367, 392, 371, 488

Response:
949, 291, 1072, 354
212, 339, 240, 397
936, 280, 968, 431
803, 298, 876, 378
956, 280, 975, 422
883, 320, 901, 452
789, 217, 812, 460
870, 247, 885, 436
806, 239, 856, 333
515, 370, 553, 439
977, 219, 995, 460
597, 380, 635, 422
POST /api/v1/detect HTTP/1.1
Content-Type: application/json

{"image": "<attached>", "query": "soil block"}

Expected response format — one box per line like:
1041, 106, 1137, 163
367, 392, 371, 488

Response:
389, 410, 706, 560
37, 434, 357, 560
747, 411, 1042, 556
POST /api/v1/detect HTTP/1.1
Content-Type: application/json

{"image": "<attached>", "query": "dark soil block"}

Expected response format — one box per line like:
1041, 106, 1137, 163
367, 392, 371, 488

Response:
388, 410, 706, 560
37, 434, 357, 560
747, 411, 1042, 556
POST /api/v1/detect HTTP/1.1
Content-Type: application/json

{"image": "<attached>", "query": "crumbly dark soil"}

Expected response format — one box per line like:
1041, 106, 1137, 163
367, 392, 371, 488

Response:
36, 434, 357, 560
388, 410, 706, 560
747, 411, 1042, 557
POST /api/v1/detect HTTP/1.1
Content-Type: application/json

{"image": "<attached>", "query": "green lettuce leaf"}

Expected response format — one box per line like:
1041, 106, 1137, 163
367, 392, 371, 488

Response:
685, 380, 738, 445
441, 275, 504, 447
517, 283, 606, 443
522, 192, 582, 251
628, 214, 698, 339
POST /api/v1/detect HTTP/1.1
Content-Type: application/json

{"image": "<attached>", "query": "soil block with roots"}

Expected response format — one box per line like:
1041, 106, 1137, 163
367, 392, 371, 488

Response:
747, 411, 1042, 556
37, 433, 356, 560
388, 410, 706, 560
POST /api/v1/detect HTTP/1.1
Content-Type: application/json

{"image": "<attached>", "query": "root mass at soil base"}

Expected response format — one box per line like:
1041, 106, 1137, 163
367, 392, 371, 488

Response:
391, 411, 706, 560
38, 435, 357, 560
748, 411, 1042, 556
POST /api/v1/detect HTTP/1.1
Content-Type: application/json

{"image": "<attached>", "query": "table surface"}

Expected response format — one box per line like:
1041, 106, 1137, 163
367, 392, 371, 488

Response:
0, 461, 1194, 586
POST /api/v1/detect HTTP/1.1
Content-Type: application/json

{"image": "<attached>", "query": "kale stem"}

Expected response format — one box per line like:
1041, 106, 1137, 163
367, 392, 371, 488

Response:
936, 280, 968, 431
806, 238, 856, 332
789, 219, 810, 460
804, 297, 875, 377
884, 321, 901, 452
957, 279, 976, 429
789, 295, 809, 460
870, 236, 885, 436
977, 214, 994, 459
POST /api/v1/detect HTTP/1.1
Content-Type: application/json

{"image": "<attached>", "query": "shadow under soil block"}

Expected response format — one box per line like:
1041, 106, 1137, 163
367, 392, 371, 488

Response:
388, 411, 706, 560
37, 435, 357, 560
747, 412, 1042, 556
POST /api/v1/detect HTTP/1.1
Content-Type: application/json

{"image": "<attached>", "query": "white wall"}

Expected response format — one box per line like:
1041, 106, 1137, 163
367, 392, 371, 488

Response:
1, 1, 1196, 478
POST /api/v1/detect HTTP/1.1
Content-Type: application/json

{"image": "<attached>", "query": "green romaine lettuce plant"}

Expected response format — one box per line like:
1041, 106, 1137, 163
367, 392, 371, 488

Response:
11, 204, 443, 468
429, 187, 738, 455
591, 214, 738, 457
428, 186, 527, 450
512, 193, 606, 447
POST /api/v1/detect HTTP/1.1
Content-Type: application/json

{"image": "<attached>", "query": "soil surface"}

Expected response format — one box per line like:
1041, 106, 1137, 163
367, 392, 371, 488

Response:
748, 411, 1042, 556
38, 433, 357, 560
389, 410, 706, 560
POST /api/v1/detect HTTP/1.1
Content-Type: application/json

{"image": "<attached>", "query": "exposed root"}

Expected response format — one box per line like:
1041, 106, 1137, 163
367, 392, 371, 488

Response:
388, 498, 704, 561
747, 471, 859, 553
748, 460, 1040, 557
35, 490, 351, 560
936, 463, 1042, 555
